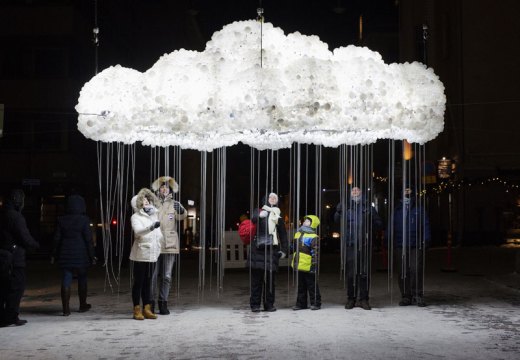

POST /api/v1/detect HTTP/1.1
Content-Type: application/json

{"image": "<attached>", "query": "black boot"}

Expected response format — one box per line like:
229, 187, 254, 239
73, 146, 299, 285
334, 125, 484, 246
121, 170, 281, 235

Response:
415, 297, 427, 307
61, 286, 71, 316
399, 296, 412, 306
78, 284, 91, 312
359, 299, 372, 310
158, 301, 170, 315
345, 299, 356, 310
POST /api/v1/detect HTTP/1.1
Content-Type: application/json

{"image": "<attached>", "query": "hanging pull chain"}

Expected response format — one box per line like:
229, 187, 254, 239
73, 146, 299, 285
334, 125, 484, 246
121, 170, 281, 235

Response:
257, 7, 264, 68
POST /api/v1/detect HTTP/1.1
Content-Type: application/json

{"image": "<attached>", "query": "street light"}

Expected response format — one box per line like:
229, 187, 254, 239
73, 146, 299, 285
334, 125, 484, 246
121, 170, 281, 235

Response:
438, 156, 457, 272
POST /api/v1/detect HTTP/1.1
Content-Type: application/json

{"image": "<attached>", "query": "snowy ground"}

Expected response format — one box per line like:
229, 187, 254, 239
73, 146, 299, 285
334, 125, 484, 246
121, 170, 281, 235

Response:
1, 247, 519, 360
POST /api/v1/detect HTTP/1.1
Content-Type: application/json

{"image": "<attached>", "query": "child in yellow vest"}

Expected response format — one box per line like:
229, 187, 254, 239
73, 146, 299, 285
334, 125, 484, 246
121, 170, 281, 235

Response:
291, 215, 321, 310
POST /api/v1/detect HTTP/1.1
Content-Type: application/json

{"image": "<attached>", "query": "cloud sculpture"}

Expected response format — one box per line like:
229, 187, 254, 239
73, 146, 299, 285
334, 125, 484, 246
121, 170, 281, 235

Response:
76, 20, 446, 151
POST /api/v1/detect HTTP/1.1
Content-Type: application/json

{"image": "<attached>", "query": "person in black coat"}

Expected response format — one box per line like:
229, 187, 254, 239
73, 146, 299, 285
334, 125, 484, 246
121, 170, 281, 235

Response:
334, 186, 383, 310
392, 186, 431, 307
0, 189, 39, 327
247, 193, 288, 312
53, 194, 95, 316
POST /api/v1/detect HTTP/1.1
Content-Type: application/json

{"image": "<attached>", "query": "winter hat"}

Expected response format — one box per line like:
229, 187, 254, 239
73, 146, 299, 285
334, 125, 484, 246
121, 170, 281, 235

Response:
151, 176, 179, 193
267, 193, 279, 206
303, 215, 320, 230
66, 194, 86, 215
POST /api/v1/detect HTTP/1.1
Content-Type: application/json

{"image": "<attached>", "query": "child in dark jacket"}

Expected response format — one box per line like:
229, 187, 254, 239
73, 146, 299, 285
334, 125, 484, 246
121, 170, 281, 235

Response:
291, 215, 321, 310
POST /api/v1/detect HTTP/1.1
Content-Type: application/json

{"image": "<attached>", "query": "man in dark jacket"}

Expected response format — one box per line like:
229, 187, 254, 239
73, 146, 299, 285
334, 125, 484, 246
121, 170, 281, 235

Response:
393, 187, 431, 307
247, 193, 288, 312
0, 189, 39, 327
335, 186, 383, 310
53, 194, 95, 316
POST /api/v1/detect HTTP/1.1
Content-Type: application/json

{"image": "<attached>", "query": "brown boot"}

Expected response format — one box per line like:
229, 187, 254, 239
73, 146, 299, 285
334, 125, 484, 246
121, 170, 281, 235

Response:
61, 286, 71, 316
143, 304, 157, 319
133, 305, 144, 320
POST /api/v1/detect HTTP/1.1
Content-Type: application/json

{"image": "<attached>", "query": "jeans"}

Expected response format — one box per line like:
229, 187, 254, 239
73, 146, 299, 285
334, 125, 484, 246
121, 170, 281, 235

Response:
151, 253, 176, 302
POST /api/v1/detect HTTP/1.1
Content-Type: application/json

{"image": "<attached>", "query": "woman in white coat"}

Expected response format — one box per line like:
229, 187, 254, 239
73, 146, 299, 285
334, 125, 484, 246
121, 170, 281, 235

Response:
129, 188, 162, 320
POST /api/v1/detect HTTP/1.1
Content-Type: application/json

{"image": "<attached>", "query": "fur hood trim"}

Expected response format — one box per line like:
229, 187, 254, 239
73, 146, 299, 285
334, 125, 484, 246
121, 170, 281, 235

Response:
151, 176, 179, 193
132, 188, 159, 211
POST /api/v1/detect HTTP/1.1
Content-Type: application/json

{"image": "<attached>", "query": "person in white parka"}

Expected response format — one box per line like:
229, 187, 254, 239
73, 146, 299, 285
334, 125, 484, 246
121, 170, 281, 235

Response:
129, 188, 162, 320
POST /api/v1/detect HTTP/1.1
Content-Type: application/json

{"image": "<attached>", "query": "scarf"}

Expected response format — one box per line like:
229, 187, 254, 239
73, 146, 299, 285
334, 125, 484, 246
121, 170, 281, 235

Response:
298, 225, 315, 234
143, 205, 157, 215
262, 205, 281, 245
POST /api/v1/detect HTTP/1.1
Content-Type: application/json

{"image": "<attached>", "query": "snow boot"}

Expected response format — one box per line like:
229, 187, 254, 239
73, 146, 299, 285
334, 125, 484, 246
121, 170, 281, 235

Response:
143, 304, 157, 319
359, 299, 372, 310
133, 305, 144, 320
345, 299, 356, 310
399, 297, 412, 306
415, 297, 427, 307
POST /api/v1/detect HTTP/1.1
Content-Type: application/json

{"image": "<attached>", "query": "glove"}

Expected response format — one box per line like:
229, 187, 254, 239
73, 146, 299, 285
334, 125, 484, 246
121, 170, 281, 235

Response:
259, 210, 268, 218
91, 256, 98, 266
173, 201, 185, 214
149, 221, 160, 231
278, 251, 286, 259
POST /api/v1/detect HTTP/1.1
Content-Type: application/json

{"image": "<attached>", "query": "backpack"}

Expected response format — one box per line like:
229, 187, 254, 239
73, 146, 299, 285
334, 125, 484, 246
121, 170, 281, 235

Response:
238, 219, 256, 245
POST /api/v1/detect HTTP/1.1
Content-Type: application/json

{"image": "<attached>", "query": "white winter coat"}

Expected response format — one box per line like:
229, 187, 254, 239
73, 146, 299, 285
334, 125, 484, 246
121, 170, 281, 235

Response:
129, 189, 162, 262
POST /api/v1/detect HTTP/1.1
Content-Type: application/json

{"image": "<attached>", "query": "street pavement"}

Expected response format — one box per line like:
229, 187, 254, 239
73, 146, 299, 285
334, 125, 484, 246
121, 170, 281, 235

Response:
0, 246, 519, 359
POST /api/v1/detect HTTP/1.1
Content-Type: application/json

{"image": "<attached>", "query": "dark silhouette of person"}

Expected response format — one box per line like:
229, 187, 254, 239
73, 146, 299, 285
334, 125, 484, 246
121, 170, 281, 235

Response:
0, 189, 39, 327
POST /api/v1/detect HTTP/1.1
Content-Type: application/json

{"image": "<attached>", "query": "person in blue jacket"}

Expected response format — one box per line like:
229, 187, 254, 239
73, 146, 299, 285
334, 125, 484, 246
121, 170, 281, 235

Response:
393, 186, 431, 307
335, 186, 383, 310
53, 194, 96, 316
291, 215, 321, 310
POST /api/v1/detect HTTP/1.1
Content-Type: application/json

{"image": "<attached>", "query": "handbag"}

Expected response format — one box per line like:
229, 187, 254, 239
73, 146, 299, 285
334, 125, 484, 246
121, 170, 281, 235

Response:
255, 234, 274, 249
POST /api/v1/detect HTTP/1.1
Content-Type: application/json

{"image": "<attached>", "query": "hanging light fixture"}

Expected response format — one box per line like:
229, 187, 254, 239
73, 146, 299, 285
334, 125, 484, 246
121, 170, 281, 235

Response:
76, 20, 446, 151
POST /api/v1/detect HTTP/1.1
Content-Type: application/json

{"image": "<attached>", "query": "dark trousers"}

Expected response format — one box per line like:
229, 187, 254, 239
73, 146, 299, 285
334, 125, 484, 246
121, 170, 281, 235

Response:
61, 267, 88, 288
250, 268, 276, 309
132, 261, 156, 307
395, 248, 424, 299
346, 246, 370, 300
296, 271, 321, 307
0, 267, 26, 323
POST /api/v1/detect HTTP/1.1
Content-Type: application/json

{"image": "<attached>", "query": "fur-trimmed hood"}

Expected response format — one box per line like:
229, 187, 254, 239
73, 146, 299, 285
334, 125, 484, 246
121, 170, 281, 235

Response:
131, 188, 159, 212
151, 176, 179, 193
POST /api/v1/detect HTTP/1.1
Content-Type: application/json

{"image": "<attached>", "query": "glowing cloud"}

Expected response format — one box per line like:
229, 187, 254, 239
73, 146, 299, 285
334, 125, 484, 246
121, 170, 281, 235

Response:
76, 20, 445, 151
